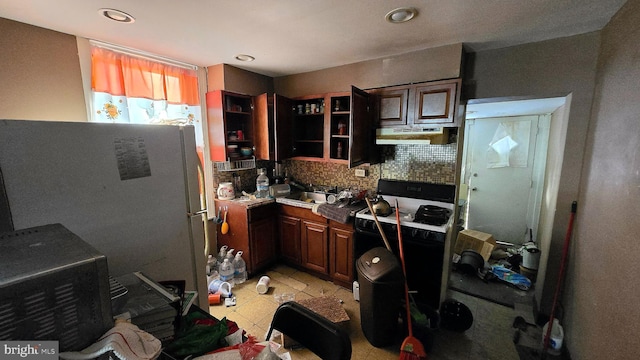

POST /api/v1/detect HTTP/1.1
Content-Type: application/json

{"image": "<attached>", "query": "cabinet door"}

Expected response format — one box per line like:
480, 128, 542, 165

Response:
274, 94, 295, 161
301, 220, 329, 274
249, 217, 276, 273
348, 86, 371, 168
374, 86, 410, 127
278, 215, 301, 264
413, 81, 457, 125
329, 226, 354, 285
253, 93, 273, 160
206, 90, 254, 161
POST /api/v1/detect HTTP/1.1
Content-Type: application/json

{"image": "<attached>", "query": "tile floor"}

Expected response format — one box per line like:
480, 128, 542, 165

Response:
209, 264, 520, 360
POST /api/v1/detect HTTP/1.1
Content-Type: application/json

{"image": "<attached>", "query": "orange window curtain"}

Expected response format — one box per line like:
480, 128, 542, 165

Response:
91, 47, 200, 105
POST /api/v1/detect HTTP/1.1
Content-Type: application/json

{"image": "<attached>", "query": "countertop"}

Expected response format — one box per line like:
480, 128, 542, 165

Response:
214, 197, 275, 209
214, 196, 367, 218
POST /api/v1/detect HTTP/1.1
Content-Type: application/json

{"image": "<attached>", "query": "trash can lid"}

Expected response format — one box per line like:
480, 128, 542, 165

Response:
356, 247, 403, 282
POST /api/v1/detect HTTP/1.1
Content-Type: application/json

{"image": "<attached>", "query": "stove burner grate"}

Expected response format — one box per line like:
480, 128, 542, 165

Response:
414, 205, 452, 226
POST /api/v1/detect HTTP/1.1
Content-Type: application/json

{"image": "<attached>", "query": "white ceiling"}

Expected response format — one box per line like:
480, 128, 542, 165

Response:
0, 0, 626, 77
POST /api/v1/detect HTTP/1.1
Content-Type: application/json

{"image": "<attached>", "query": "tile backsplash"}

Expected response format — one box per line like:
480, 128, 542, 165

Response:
213, 143, 457, 194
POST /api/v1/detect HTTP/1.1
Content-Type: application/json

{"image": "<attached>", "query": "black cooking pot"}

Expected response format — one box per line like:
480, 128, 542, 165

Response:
458, 250, 484, 275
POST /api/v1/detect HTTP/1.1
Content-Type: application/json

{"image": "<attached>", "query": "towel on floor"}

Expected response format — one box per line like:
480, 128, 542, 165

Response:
59, 320, 161, 360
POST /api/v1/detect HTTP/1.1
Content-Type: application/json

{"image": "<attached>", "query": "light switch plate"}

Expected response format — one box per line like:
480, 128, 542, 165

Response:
355, 169, 367, 177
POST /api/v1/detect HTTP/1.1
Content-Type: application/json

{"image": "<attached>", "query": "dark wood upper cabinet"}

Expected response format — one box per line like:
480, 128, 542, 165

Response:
206, 90, 256, 162
255, 87, 374, 167
370, 78, 461, 128
372, 86, 410, 127
348, 86, 370, 168
414, 81, 457, 125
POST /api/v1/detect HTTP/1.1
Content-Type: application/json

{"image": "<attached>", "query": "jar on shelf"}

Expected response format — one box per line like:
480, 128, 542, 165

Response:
338, 120, 346, 135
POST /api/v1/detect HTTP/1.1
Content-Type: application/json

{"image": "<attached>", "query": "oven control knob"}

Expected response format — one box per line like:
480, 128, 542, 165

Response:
369, 221, 378, 231
411, 228, 420, 238
389, 224, 397, 234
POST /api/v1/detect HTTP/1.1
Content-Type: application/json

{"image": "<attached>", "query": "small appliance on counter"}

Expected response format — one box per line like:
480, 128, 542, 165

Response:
269, 184, 291, 198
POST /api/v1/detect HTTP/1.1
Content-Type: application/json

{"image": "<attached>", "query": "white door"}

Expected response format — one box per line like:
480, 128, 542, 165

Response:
463, 115, 548, 244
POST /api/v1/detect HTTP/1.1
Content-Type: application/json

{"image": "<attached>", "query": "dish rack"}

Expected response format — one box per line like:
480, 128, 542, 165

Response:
214, 156, 256, 172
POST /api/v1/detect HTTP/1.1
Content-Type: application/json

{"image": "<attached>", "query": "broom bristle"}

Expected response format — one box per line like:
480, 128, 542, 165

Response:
400, 350, 428, 360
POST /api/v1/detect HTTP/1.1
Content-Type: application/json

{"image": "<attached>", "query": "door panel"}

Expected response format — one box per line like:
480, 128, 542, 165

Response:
274, 94, 294, 160
349, 86, 370, 168
465, 115, 541, 244
301, 221, 329, 274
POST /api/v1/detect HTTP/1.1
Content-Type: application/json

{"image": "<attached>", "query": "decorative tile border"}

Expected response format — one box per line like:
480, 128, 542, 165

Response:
212, 144, 457, 195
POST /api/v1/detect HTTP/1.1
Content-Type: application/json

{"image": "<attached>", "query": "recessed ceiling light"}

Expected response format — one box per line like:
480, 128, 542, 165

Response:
385, 7, 417, 23
99, 8, 135, 23
235, 54, 255, 62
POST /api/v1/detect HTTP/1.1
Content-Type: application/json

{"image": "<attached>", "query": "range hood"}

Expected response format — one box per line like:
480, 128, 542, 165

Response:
375, 127, 449, 145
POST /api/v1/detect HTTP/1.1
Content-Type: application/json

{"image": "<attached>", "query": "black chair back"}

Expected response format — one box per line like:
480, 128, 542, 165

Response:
266, 301, 352, 360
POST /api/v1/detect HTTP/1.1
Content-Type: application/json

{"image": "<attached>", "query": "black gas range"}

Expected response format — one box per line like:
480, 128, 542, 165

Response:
355, 180, 455, 240
354, 179, 456, 309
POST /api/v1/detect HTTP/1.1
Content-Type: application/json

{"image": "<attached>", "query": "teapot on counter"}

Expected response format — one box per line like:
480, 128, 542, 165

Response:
371, 195, 392, 216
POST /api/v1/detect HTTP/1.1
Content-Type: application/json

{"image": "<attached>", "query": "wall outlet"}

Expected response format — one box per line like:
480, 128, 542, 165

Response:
355, 169, 367, 177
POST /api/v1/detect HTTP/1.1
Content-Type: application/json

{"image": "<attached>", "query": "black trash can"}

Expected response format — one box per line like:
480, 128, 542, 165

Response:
356, 247, 404, 347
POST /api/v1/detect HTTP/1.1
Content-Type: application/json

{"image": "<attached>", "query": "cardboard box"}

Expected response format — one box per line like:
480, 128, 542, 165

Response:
454, 229, 496, 261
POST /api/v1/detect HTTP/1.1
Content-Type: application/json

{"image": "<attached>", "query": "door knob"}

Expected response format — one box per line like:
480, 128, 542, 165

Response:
472, 187, 478, 191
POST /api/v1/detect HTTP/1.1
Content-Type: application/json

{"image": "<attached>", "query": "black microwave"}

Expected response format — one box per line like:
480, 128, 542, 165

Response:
0, 224, 113, 351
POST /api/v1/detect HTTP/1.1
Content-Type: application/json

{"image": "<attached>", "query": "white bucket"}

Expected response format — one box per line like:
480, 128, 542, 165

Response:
542, 318, 564, 354
522, 242, 541, 270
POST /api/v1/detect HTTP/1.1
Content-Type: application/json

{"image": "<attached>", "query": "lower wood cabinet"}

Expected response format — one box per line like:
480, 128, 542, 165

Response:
278, 204, 355, 287
215, 200, 277, 276
278, 214, 301, 264
301, 220, 329, 274
329, 221, 354, 287
249, 216, 277, 272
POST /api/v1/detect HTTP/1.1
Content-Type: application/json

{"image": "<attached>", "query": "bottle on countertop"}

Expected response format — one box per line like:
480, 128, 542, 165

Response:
233, 251, 247, 284
256, 168, 269, 198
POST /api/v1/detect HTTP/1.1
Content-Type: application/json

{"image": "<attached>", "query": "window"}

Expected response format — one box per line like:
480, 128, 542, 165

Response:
90, 44, 205, 163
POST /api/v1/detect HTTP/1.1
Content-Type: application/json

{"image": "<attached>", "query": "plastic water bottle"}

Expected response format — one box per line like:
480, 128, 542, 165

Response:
217, 245, 228, 264
233, 251, 247, 284
206, 255, 216, 276
206, 255, 219, 286
219, 258, 235, 284
256, 168, 269, 198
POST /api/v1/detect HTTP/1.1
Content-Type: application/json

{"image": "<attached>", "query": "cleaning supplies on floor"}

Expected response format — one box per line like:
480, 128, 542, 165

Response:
542, 318, 564, 355
233, 251, 247, 284
491, 265, 532, 290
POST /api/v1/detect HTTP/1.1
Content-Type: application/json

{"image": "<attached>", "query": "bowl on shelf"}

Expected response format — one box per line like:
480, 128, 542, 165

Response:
240, 147, 253, 156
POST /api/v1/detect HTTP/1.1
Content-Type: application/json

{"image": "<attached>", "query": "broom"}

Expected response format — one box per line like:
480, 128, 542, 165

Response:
395, 199, 428, 360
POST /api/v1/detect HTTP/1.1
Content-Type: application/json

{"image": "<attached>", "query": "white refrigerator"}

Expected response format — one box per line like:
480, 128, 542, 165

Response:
0, 120, 208, 308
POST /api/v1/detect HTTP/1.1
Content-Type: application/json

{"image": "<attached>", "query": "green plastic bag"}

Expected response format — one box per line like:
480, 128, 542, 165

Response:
164, 312, 229, 358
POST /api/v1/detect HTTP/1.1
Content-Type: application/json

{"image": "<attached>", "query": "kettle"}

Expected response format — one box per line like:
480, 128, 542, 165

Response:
371, 195, 392, 216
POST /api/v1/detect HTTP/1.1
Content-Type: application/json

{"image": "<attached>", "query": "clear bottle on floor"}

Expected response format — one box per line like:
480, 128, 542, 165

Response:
219, 258, 235, 284
217, 245, 228, 264
233, 251, 247, 284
